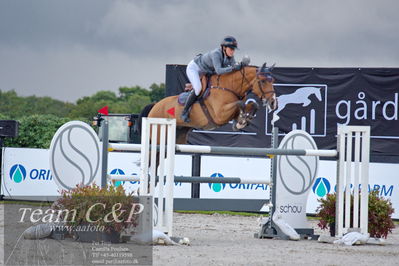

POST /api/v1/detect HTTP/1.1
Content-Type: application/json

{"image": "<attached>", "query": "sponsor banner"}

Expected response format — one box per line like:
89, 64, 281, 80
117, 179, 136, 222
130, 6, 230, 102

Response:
2, 148, 398, 218
1, 148, 191, 198
197, 156, 398, 219
308, 160, 398, 217
166, 65, 399, 156
2, 148, 57, 196
107, 153, 192, 198
199, 156, 270, 199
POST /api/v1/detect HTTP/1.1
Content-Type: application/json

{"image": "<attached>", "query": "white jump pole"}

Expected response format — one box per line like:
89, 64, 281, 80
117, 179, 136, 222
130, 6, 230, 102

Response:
108, 143, 338, 157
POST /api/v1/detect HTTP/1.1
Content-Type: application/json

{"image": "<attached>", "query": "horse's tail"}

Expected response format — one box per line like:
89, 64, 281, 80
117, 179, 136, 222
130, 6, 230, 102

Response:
137, 102, 156, 135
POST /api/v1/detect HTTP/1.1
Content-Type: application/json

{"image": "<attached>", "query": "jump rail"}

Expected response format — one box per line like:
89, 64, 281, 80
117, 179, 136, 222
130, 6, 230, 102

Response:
108, 175, 270, 184
108, 143, 338, 157
103, 118, 370, 238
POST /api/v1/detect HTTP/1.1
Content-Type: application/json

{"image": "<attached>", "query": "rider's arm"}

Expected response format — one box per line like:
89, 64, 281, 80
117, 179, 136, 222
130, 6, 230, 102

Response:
211, 51, 234, 75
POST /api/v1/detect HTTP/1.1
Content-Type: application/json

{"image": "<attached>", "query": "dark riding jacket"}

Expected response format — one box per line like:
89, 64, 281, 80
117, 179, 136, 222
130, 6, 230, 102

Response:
194, 47, 236, 75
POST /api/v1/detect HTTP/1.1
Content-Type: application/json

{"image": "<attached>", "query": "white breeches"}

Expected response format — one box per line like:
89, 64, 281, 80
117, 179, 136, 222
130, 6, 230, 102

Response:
186, 60, 202, 96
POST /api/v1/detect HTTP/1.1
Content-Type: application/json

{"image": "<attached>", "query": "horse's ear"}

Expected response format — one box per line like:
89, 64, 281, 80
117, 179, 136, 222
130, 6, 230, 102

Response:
258, 63, 267, 74
270, 63, 276, 71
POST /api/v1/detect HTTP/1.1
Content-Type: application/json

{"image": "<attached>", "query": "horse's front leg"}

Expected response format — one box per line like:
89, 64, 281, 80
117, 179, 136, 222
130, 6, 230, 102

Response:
243, 98, 259, 120
232, 99, 260, 131
228, 100, 248, 131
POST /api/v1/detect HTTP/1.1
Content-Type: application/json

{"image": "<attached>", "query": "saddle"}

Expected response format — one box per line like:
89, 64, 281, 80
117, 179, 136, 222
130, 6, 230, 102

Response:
177, 75, 212, 105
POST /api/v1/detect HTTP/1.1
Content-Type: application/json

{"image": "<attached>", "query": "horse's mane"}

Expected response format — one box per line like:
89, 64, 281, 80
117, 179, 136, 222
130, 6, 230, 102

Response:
221, 65, 257, 79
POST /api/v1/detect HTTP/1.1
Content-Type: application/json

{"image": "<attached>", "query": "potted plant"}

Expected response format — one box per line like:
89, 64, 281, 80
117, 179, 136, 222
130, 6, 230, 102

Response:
53, 184, 140, 243
316, 190, 395, 238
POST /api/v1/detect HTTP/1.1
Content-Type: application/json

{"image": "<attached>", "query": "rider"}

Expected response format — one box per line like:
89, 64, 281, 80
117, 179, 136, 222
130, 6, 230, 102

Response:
181, 36, 242, 123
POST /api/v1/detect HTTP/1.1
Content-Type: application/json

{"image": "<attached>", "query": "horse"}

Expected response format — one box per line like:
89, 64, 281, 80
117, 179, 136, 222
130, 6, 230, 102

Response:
139, 63, 277, 144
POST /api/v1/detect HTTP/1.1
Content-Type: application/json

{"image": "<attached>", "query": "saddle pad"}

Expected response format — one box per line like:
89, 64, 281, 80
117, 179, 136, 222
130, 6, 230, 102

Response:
178, 92, 190, 105
177, 88, 212, 106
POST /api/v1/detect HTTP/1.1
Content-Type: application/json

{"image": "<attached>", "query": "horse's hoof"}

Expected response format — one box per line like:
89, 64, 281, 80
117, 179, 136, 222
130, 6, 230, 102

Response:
237, 123, 246, 129
232, 121, 246, 131
232, 121, 238, 131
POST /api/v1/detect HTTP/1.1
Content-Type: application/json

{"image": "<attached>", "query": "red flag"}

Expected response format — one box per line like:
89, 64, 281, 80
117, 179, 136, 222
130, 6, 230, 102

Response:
98, 106, 109, 115
166, 107, 175, 117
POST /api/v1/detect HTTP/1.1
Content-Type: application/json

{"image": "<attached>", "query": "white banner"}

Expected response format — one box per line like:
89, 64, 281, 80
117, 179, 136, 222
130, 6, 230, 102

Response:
199, 156, 270, 199
1, 148, 191, 198
1, 147, 398, 218
308, 160, 398, 217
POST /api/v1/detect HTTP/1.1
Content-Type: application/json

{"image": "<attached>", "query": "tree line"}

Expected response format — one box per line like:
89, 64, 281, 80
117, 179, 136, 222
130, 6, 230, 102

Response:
0, 83, 165, 148
0, 83, 165, 120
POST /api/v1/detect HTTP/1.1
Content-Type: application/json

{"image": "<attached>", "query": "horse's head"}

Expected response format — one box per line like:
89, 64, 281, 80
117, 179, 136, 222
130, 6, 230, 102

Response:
251, 63, 277, 111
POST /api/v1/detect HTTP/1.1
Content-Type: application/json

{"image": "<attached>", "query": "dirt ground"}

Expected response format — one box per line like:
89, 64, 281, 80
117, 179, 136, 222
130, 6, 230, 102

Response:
153, 212, 399, 266
1, 204, 398, 266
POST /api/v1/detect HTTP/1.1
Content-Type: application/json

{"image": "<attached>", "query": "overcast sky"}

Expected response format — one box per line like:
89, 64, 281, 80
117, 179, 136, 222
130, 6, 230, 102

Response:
1, 0, 398, 103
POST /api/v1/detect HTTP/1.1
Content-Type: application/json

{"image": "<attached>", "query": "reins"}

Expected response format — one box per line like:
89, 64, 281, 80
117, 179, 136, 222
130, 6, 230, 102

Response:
210, 66, 275, 101
210, 67, 252, 100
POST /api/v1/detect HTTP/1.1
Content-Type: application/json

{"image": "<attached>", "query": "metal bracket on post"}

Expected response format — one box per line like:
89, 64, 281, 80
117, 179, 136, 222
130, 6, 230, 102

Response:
270, 126, 279, 230
255, 126, 282, 239
101, 119, 109, 188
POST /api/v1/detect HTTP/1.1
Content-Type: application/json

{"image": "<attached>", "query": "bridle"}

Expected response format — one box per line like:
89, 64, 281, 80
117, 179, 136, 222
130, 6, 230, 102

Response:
210, 65, 275, 103
255, 70, 276, 103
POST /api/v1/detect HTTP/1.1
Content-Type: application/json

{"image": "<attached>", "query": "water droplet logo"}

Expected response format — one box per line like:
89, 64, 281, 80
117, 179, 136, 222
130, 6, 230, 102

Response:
110, 169, 125, 187
9, 164, 27, 183
312, 177, 331, 197
208, 173, 226, 192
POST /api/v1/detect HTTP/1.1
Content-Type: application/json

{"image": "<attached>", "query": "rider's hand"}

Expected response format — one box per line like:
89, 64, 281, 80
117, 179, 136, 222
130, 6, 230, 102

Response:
233, 63, 242, 71
241, 55, 251, 66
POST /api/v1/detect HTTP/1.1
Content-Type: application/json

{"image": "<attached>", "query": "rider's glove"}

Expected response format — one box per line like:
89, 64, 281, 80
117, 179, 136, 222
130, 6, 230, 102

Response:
233, 63, 242, 71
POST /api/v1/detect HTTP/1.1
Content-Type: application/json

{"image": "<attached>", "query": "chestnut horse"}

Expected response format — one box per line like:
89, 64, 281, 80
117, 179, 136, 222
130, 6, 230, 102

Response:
139, 63, 277, 144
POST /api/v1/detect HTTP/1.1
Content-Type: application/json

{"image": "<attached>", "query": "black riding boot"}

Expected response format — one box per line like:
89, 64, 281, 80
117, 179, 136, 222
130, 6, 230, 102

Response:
181, 91, 197, 123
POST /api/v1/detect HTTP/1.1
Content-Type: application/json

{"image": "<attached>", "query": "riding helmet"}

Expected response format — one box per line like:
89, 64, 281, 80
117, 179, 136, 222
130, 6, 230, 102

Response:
221, 36, 238, 49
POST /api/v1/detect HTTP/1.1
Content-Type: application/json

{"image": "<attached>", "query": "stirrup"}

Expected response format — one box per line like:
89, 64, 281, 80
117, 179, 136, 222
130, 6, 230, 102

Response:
181, 112, 190, 123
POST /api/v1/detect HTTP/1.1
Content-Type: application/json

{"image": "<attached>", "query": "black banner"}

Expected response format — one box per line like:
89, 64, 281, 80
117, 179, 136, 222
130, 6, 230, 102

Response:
165, 65, 399, 158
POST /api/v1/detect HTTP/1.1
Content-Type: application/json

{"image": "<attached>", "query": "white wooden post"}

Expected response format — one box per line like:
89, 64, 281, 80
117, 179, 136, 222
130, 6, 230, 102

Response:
139, 118, 176, 235
336, 126, 370, 237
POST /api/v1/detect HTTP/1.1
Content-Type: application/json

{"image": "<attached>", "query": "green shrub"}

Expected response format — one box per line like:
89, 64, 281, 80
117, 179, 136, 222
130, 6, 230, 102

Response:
53, 184, 139, 233
4, 114, 71, 148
